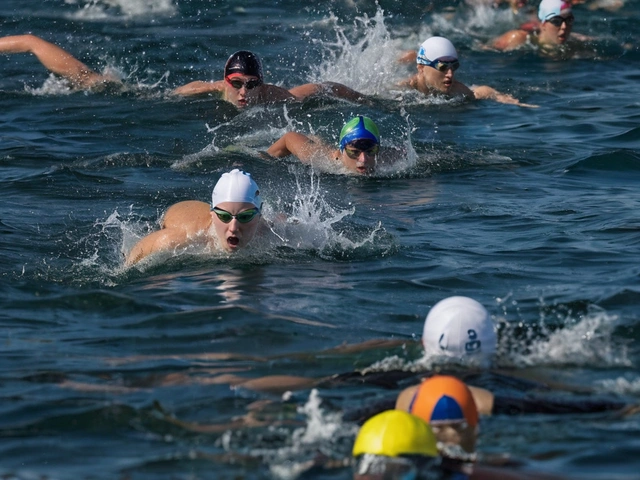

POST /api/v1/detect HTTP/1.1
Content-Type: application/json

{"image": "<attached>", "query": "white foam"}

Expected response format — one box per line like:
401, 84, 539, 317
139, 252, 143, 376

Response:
264, 389, 356, 480
505, 306, 631, 368
595, 376, 640, 395
308, 8, 407, 97
65, 0, 177, 20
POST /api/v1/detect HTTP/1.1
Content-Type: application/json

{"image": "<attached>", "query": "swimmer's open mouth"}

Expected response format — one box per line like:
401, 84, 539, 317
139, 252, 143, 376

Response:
227, 237, 240, 247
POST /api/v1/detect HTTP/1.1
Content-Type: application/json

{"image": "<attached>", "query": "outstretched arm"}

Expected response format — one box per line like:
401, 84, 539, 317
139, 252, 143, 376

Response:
289, 81, 366, 102
0, 34, 107, 88
172, 80, 225, 96
266, 131, 335, 164
472, 85, 538, 108
125, 228, 189, 266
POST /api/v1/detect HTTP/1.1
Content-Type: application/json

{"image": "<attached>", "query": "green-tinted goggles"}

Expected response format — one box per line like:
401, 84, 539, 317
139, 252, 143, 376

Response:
212, 207, 260, 224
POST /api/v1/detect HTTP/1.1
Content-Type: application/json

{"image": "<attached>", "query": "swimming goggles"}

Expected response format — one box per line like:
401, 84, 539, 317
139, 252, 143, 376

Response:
546, 15, 574, 27
353, 454, 436, 480
226, 77, 262, 90
425, 59, 460, 73
212, 207, 260, 224
344, 143, 380, 159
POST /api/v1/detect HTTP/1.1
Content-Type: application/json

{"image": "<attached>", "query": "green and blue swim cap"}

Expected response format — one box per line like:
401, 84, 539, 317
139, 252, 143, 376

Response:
339, 115, 380, 152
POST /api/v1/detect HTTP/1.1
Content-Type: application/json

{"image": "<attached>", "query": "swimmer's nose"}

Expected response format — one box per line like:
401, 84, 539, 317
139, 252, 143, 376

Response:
228, 218, 240, 232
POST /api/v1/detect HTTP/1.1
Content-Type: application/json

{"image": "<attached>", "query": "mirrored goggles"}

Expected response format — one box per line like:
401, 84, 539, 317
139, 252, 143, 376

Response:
353, 454, 418, 480
212, 207, 260, 224
226, 77, 262, 90
344, 143, 380, 159
547, 15, 574, 27
426, 59, 460, 73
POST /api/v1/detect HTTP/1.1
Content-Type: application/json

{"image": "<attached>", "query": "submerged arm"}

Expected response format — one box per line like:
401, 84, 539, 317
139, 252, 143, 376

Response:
0, 34, 107, 88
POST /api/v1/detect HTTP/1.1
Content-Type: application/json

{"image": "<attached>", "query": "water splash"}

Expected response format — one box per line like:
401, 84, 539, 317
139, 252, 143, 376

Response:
65, 0, 177, 20
307, 8, 406, 96
25, 75, 76, 96
501, 304, 631, 368
265, 389, 356, 480
268, 170, 390, 258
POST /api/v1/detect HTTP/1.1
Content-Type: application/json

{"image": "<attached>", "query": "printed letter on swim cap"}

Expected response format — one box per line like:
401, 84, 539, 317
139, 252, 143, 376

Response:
408, 375, 479, 428
211, 169, 262, 209
352, 410, 438, 458
417, 36, 458, 65
339, 115, 380, 151
422, 296, 497, 359
224, 51, 264, 83
538, 0, 572, 21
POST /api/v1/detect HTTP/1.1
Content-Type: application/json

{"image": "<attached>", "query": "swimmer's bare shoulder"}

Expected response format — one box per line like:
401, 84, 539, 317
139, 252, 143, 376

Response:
126, 200, 212, 266
257, 83, 296, 102
450, 80, 475, 99
161, 200, 212, 231
492, 29, 529, 51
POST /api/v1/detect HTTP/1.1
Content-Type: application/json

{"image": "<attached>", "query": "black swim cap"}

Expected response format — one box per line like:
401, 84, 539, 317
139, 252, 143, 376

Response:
224, 51, 263, 83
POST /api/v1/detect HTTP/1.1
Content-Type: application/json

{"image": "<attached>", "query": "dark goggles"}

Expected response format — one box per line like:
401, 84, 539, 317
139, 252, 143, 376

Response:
226, 77, 262, 90
425, 59, 460, 73
546, 15, 574, 27
344, 142, 380, 159
212, 207, 260, 224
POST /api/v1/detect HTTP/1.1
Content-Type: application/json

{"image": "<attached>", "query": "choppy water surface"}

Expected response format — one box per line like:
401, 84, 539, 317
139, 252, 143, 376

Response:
1, 0, 640, 478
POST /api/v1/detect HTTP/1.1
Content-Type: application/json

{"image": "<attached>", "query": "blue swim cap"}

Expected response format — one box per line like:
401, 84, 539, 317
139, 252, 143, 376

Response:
339, 116, 380, 151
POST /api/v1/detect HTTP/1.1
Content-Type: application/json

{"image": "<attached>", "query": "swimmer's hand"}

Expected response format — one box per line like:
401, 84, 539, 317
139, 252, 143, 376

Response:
472, 85, 539, 108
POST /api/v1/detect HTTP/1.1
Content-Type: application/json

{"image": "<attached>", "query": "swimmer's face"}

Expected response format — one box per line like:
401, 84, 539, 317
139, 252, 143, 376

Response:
210, 201, 261, 251
509, 0, 527, 10
224, 74, 262, 108
431, 422, 477, 454
417, 60, 457, 95
340, 140, 378, 175
539, 14, 574, 45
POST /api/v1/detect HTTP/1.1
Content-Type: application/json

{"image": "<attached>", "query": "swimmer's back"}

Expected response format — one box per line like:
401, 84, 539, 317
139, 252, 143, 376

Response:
161, 200, 211, 232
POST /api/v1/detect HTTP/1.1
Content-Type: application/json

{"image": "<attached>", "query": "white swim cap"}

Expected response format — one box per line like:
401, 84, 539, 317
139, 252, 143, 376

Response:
211, 169, 262, 209
538, 0, 572, 21
422, 296, 497, 359
417, 36, 458, 65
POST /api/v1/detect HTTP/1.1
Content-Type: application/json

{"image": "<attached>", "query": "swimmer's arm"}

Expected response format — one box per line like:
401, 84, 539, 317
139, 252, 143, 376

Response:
472, 85, 539, 108
288, 81, 366, 102
397, 49, 418, 64
172, 80, 224, 96
125, 228, 189, 266
229, 375, 322, 394
266, 131, 333, 164
259, 83, 296, 102
468, 385, 495, 415
321, 338, 410, 355
491, 29, 529, 51
0, 34, 105, 88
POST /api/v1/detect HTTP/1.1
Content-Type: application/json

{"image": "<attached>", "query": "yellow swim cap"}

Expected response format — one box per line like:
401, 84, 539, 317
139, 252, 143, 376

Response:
352, 410, 438, 458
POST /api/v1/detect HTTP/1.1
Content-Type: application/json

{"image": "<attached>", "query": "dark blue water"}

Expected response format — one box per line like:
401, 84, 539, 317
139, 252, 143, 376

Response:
2, 1, 640, 478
